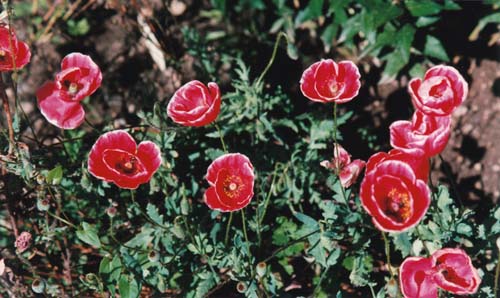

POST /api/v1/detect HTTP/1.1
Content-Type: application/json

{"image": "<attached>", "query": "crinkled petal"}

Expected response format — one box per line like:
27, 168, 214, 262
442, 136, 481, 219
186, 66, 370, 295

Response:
36, 81, 85, 129
400, 257, 438, 298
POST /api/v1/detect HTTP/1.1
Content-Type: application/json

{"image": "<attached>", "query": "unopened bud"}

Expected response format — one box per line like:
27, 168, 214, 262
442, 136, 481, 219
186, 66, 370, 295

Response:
106, 206, 117, 218
31, 278, 45, 293
256, 262, 267, 277
37, 198, 50, 212
496, 237, 500, 251
148, 250, 160, 262
236, 281, 247, 293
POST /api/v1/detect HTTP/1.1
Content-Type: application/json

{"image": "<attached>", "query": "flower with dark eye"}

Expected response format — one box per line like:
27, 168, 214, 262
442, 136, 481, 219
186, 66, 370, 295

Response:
36, 53, 102, 129
0, 26, 31, 72
409, 65, 467, 116
360, 152, 430, 232
431, 248, 481, 295
300, 59, 361, 104
204, 153, 254, 212
88, 130, 162, 189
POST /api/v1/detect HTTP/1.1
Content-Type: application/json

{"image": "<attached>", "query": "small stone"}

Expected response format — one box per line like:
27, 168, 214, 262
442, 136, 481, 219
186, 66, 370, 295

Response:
462, 124, 473, 134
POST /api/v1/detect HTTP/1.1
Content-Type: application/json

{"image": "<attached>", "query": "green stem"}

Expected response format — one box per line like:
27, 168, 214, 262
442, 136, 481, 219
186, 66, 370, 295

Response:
312, 265, 330, 296
47, 211, 76, 229
214, 123, 228, 153
332, 103, 349, 204
261, 229, 320, 264
495, 248, 500, 297
224, 212, 234, 246
382, 231, 395, 280
241, 209, 254, 276
258, 165, 279, 226
256, 32, 288, 86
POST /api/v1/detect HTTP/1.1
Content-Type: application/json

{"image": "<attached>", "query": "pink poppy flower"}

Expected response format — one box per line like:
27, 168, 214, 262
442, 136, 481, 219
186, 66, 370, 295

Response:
300, 59, 361, 103
0, 26, 31, 71
399, 257, 438, 298
390, 110, 451, 157
432, 248, 481, 295
167, 80, 221, 127
320, 143, 365, 188
409, 65, 468, 116
15, 231, 32, 253
88, 130, 162, 189
204, 153, 254, 212
36, 53, 102, 129
360, 152, 430, 232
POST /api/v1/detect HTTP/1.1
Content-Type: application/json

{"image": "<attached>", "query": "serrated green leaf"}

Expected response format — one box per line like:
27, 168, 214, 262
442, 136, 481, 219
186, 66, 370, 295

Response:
146, 203, 164, 226
424, 35, 450, 61
391, 232, 412, 257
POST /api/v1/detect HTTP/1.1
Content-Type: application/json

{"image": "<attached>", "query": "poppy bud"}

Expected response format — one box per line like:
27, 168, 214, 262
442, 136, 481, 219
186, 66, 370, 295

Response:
31, 279, 45, 294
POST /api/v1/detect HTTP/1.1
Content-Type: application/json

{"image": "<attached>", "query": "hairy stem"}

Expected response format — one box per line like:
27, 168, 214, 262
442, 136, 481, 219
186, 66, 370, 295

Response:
214, 123, 228, 153
256, 32, 288, 86
495, 247, 500, 297
0, 75, 15, 155
382, 231, 395, 280
224, 212, 234, 246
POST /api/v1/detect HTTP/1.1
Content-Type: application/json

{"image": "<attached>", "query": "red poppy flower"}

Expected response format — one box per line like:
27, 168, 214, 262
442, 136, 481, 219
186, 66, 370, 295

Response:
300, 59, 361, 103
167, 80, 221, 127
0, 26, 31, 71
409, 65, 467, 116
390, 110, 451, 157
360, 152, 431, 232
88, 130, 162, 189
399, 257, 438, 298
204, 153, 254, 212
36, 53, 102, 129
432, 248, 481, 295
320, 143, 366, 188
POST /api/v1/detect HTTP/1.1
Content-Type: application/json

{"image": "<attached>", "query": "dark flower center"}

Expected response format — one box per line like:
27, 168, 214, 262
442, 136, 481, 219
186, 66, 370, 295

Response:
385, 188, 412, 223
116, 156, 139, 174
436, 260, 470, 288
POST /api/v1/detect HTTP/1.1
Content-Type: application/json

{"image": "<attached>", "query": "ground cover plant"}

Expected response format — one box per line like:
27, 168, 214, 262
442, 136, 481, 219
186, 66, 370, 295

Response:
0, 1, 499, 297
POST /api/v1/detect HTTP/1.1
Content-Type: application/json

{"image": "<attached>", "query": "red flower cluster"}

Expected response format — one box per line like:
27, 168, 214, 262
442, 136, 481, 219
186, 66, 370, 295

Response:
361, 65, 467, 232
0, 26, 30, 72
204, 153, 255, 212
37, 53, 102, 129
88, 130, 162, 189
389, 65, 466, 157
320, 143, 365, 188
167, 80, 221, 127
400, 248, 481, 298
300, 59, 361, 104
